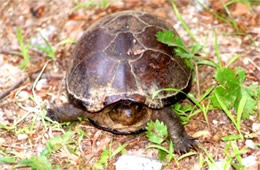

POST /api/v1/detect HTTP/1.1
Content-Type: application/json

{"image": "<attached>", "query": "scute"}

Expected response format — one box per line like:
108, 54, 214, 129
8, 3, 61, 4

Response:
131, 50, 190, 98
106, 15, 147, 34
72, 28, 115, 64
67, 10, 191, 112
136, 26, 172, 55
111, 61, 138, 92
104, 32, 145, 60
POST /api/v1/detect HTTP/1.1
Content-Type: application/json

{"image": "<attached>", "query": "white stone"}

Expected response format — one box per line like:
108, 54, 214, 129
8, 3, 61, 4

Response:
245, 139, 256, 149
194, 0, 209, 11
252, 123, 260, 133
35, 79, 47, 91
212, 119, 218, 125
242, 156, 257, 167
17, 134, 28, 140
17, 91, 29, 100
0, 137, 6, 144
115, 155, 162, 170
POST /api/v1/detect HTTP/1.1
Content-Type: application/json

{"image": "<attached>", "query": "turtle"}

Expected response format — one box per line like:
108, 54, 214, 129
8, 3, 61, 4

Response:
47, 10, 195, 153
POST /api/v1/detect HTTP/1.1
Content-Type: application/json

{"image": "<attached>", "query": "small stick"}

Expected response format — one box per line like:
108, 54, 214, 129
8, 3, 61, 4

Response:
0, 76, 27, 100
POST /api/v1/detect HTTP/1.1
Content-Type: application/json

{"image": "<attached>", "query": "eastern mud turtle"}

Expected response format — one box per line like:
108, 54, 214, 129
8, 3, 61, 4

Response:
48, 10, 195, 153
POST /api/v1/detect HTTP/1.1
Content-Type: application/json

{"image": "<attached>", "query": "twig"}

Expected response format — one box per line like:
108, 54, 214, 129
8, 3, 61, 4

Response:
0, 76, 27, 100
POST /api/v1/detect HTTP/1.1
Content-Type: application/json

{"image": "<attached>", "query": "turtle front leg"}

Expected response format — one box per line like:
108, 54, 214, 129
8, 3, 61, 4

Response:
47, 103, 85, 122
154, 107, 195, 153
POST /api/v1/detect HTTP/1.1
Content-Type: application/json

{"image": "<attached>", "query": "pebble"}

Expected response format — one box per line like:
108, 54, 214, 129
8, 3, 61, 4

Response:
212, 119, 218, 125
252, 123, 260, 134
35, 79, 47, 91
245, 139, 256, 149
17, 134, 28, 140
242, 156, 257, 167
0, 137, 6, 144
115, 155, 162, 170
17, 91, 30, 100
194, 0, 209, 12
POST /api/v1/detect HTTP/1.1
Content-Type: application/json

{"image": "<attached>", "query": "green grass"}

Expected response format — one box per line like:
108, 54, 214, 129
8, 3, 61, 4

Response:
16, 28, 31, 69
153, 16, 259, 166
34, 36, 76, 60
94, 141, 127, 169
16, 27, 75, 67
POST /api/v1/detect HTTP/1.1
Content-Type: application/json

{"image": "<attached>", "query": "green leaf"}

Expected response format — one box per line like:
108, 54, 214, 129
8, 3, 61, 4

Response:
156, 30, 176, 46
16, 156, 52, 170
158, 149, 167, 161
146, 120, 168, 145
191, 44, 203, 54
210, 66, 259, 137
0, 157, 16, 164
210, 68, 241, 109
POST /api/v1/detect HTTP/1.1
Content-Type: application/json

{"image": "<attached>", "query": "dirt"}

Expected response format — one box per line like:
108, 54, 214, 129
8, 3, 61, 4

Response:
0, 0, 259, 169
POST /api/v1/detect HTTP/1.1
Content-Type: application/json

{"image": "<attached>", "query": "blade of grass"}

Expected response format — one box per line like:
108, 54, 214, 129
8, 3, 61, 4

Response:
111, 144, 127, 158
146, 144, 170, 153
214, 91, 243, 139
214, 32, 222, 69
178, 152, 197, 161
17, 28, 30, 69
236, 95, 247, 131
56, 39, 76, 46
226, 54, 240, 67
197, 60, 219, 68
39, 34, 55, 60
221, 0, 239, 32
170, 0, 198, 43
201, 147, 218, 169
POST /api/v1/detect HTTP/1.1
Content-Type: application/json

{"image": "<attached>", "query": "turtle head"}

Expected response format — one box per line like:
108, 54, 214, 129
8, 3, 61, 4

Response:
109, 101, 147, 126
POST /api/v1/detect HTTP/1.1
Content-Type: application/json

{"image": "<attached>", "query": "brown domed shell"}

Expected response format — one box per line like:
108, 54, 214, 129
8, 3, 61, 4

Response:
66, 10, 191, 112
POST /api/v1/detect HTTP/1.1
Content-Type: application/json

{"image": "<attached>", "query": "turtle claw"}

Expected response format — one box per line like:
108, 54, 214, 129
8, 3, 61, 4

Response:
173, 135, 197, 154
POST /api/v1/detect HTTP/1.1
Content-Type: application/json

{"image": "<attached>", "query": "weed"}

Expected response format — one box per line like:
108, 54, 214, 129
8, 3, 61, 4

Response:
169, 0, 199, 43
16, 28, 31, 69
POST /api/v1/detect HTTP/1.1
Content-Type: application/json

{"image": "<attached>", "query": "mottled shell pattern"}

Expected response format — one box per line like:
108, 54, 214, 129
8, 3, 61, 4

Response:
66, 10, 191, 112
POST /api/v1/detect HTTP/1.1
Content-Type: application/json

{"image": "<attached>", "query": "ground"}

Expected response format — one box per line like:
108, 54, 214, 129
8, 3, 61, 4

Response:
0, 0, 259, 169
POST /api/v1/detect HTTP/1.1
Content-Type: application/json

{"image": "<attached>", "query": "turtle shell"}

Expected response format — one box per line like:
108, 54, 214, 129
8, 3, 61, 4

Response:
66, 10, 191, 112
